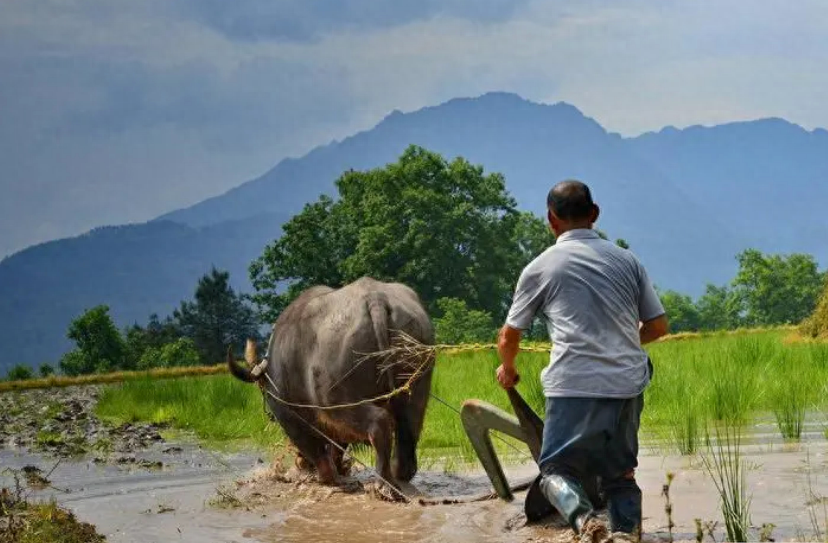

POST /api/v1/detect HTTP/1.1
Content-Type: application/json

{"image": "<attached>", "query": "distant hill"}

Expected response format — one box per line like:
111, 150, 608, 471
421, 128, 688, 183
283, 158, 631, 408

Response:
2, 92, 826, 373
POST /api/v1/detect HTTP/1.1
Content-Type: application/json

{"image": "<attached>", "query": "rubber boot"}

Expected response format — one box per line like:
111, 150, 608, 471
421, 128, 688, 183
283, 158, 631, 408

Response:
604, 477, 643, 536
538, 473, 597, 533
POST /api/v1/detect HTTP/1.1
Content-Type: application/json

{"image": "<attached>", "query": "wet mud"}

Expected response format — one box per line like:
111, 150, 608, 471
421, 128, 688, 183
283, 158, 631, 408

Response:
0, 386, 166, 462
2, 385, 828, 542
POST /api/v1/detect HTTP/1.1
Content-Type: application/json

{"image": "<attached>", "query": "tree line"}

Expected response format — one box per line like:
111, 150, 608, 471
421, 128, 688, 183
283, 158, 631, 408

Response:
4, 145, 826, 380
5, 268, 261, 380
658, 249, 825, 333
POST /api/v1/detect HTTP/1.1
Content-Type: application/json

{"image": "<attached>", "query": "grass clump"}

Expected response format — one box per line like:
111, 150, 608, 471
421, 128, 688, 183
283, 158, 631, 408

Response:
699, 421, 752, 542
1, 472, 105, 543
765, 345, 821, 441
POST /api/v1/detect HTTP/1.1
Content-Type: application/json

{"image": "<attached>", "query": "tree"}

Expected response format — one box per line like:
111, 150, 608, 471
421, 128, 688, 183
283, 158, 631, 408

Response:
658, 290, 701, 333
6, 364, 34, 381
732, 249, 825, 326
124, 314, 181, 369
59, 305, 127, 376
695, 284, 744, 331
615, 238, 630, 250
137, 337, 200, 370
39, 363, 55, 377
433, 298, 496, 344
174, 268, 261, 365
250, 145, 552, 322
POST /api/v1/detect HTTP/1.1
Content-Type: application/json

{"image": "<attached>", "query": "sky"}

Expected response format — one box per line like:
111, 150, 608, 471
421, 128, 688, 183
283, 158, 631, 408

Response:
2, 0, 827, 258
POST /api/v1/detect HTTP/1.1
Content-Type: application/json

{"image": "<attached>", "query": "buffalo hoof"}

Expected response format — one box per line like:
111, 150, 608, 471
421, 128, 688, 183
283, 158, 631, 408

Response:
391, 459, 417, 483
316, 456, 339, 485
369, 481, 406, 503
335, 455, 353, 476
295, 454, 314, 472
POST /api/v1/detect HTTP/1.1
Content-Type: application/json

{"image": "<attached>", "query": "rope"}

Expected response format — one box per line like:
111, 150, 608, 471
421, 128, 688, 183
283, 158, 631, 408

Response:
260, 351, 434, 411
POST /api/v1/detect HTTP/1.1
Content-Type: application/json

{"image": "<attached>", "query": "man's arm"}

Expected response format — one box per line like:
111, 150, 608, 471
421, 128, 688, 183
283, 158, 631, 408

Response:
640, 313, 669, 345
636, 260, 669, 345
498, 261, 545, 389
496, 324, 522, 388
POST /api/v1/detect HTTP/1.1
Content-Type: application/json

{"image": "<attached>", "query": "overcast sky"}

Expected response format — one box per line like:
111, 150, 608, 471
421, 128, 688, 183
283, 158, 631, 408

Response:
2, 0, 827, 257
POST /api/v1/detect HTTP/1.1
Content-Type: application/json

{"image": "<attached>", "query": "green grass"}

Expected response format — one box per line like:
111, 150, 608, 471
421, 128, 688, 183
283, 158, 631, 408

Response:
645, 331, 828, 453
94, 330, 828, 464
95, 374, 284, 451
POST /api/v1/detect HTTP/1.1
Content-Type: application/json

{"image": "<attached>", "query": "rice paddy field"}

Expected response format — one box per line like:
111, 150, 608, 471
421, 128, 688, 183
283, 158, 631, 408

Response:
93, 329, 828, 468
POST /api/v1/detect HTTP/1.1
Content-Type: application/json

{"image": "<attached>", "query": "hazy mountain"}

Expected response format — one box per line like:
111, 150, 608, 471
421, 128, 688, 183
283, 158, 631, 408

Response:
2, 92, 826, 373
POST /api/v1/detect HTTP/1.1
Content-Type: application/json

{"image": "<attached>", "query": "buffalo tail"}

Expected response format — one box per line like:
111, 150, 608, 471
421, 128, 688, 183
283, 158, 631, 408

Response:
367, 294, 417, 464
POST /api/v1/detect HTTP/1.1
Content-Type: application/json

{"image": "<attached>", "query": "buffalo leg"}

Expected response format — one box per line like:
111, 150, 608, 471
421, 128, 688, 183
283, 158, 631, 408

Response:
272, 406, 339, 485
331, 441, 352, 476
340, 404, 397, 490
393, 364, 434, 482
368, 406, 396, 489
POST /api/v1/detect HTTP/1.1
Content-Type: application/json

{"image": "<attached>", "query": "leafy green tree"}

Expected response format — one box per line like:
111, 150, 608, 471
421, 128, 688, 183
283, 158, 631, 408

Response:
124, 314, 180, 369
250, 145, 551, 322
695, 284, 744, 331
6, 364, 34, 381
615, 238, 630, 250
39, 363, 55, 377
174, 268, 261, 365
137, 338, 200, 369
434, 298, 496, 344
658, 290, 701, 332
732, 249, 825, 326
59, 305, 127, 376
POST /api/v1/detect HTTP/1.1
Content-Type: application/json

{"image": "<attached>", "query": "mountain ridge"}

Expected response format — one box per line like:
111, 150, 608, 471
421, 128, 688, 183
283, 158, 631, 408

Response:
2, 91, 826, 372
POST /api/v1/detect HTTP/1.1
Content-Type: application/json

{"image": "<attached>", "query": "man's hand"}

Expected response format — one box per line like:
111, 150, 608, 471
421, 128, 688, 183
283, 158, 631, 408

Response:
496, 324, 523, 389
496, 363, 519, 389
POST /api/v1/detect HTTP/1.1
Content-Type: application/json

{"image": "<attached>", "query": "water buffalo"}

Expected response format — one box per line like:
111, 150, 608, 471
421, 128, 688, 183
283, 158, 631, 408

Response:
228, 277, 435, 494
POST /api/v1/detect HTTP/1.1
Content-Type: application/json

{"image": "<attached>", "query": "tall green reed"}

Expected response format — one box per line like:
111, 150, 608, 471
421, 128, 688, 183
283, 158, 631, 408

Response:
766, 345, 820, 441
700, 420, 752, 542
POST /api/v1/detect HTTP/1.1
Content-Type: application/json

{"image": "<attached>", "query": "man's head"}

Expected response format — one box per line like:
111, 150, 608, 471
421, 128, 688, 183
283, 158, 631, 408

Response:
546, 180, 600, 236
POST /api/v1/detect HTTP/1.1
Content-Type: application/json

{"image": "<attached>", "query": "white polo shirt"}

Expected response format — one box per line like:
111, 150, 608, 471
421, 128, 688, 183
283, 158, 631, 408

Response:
506, 228, 665, 399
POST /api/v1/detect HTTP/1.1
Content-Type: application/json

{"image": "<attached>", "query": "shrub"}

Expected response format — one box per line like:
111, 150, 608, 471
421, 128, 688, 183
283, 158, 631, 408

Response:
138, 338, 201, 369
6, 364, 34, 381
434, 298, 495, 344
800, 280, 828, 338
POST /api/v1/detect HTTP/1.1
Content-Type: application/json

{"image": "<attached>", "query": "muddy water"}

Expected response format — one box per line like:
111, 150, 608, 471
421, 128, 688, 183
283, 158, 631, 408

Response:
0, 442, 273, 542
3, 390, 828, 543
3, 436, 828, 542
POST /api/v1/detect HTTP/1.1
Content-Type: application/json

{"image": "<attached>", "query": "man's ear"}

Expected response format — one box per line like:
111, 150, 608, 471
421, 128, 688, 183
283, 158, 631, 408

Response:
591, 204, 600, 223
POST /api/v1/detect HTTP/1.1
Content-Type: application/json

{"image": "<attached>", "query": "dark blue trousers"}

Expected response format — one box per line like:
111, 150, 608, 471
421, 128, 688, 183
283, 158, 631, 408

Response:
537, 361, 650, 533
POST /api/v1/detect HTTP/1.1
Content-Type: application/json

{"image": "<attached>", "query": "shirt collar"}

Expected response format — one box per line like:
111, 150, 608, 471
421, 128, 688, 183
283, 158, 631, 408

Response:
555, 228, 600, 243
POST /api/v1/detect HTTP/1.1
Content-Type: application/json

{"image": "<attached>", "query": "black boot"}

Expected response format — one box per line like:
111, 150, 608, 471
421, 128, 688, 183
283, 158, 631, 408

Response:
538, 473, 597, 533
604, 476, 642, 536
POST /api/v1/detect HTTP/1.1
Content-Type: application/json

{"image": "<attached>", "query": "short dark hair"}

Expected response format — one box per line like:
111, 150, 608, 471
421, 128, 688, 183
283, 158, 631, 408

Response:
546, 180, 595, 220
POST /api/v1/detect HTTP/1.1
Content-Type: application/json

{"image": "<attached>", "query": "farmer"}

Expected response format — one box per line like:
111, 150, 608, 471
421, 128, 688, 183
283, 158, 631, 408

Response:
495, 180, 669, 541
